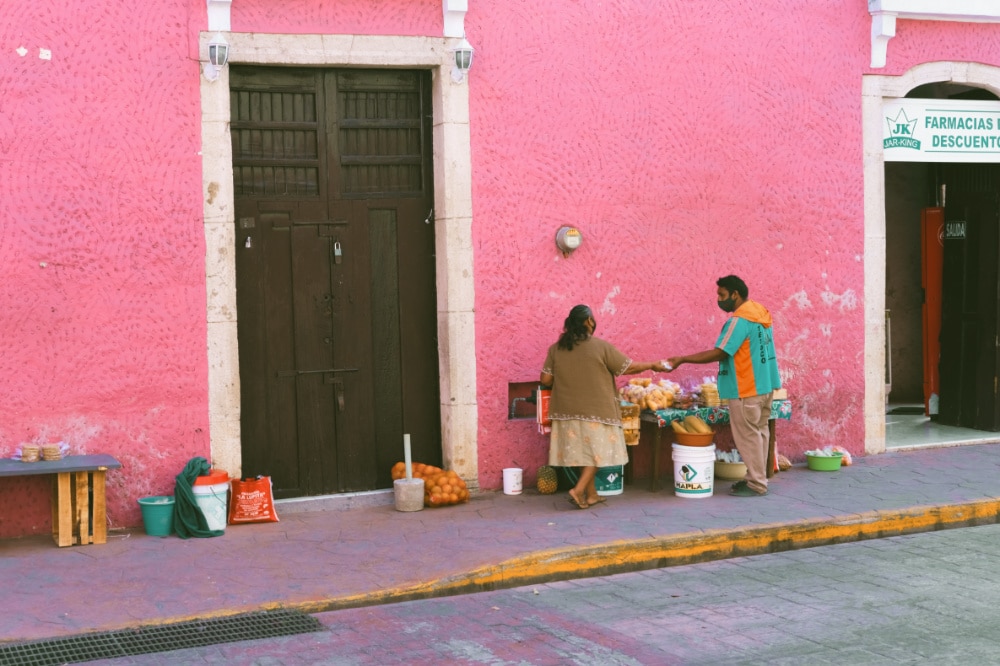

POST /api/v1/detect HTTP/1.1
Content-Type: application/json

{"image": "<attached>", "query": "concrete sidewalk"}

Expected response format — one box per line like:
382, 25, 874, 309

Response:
2, 442, 1000, 645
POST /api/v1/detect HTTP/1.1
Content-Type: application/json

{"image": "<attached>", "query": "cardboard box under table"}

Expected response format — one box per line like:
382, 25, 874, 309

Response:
0, 454, 122, 546
638, 399, 792, 492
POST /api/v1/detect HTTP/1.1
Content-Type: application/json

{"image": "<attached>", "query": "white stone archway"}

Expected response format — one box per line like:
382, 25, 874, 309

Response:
862, 62, 1000, 455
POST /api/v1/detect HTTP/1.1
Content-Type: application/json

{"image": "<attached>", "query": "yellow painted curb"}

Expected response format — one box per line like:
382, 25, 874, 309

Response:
300, 498, 1000, 613
83, 499, 1000, 634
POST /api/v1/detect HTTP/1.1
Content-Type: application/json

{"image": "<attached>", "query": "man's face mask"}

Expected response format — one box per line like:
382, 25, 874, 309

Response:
717, 295, 736, 313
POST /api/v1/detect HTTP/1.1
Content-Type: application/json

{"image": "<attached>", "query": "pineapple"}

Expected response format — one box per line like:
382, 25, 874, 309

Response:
536, 465, 558, 494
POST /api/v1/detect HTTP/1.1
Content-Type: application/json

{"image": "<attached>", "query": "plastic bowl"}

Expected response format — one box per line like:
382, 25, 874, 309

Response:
806, 452, 843, 471
714, 461, 747, 480
673, 431, 715, 447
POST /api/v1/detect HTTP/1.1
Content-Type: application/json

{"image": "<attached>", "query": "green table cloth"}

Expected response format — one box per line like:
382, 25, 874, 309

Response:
649, 399, 792, 427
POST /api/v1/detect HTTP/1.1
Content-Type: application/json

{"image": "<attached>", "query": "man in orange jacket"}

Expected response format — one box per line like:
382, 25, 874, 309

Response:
667, 275, 782, 497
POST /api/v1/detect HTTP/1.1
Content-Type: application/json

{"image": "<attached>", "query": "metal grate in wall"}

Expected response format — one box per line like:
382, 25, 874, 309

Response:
0, 609, 324, 666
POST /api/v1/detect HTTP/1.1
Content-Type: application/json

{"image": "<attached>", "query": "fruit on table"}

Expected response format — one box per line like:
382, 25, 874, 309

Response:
536, 465, 558, 494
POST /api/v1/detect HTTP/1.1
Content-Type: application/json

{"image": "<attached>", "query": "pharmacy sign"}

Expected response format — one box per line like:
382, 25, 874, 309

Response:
882, 98, 1000, 163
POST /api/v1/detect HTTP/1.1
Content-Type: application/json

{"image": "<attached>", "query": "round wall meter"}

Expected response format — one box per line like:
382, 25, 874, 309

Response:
555, 226, 583, 255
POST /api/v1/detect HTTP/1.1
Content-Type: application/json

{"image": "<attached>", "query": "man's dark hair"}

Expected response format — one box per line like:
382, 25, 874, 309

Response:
717, 275, 748, 300
558, 304, 593, 351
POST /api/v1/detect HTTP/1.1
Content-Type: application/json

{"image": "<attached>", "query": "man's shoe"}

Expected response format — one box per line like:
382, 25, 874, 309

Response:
730, 480, 748, 491
729, 485, 767, 497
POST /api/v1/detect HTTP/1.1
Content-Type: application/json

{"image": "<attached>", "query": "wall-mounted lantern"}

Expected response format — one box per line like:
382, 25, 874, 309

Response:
204, 33, 230, 82
451, 37, 474, 83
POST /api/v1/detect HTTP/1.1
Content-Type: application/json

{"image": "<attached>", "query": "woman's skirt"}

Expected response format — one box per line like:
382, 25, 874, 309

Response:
548, 419, 628, 467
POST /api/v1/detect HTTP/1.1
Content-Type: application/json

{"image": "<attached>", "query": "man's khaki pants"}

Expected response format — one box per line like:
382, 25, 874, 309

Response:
727, 392, 773, 494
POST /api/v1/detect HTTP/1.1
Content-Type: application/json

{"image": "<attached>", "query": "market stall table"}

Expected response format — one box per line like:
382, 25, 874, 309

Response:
0, 454, 121, 546
638, 399, 792, 491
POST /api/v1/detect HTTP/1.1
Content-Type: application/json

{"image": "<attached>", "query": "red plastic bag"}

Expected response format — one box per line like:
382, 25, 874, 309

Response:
228, 476, 280, 524
536, 387, 552, 435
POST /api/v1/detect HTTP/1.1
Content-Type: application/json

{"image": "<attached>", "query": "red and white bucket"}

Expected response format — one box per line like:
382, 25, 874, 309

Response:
192, 469, 230, 531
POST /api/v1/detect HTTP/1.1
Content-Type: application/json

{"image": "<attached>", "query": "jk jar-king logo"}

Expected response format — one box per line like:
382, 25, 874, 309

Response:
885, 109, 920, 150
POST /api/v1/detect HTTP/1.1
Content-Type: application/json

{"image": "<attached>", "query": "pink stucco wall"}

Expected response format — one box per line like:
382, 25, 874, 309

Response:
3, 0, 1000, 536
469, 2, 871, 487
0, 1, 209, 536
232, 0, 441, 35
464, 3, 1000, 490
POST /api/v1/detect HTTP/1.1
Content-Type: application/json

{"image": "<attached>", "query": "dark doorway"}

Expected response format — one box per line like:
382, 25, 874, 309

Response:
937, 164, 1000, 430
231, 67, 442, 497
885, 84, 1000, 435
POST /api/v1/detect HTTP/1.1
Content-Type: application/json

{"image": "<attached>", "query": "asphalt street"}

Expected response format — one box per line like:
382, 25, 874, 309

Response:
83, 522, 1000, 665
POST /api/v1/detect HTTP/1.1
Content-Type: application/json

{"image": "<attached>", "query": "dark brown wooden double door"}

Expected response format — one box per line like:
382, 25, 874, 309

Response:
232, 67, 441, 497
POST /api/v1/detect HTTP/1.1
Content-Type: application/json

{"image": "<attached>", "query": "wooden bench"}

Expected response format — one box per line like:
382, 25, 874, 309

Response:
0, 454, 122, 546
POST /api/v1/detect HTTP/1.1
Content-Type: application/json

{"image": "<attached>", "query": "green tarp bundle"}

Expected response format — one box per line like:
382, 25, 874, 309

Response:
173, 456, 224, 539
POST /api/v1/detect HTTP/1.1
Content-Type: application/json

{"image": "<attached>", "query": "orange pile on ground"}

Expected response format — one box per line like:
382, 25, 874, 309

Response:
391, 462, 470, 507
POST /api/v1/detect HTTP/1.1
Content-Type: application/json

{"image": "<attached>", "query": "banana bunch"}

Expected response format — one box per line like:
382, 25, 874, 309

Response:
670, 415, 713, 435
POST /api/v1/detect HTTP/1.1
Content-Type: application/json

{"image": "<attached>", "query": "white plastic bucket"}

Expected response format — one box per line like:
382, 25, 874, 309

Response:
671, 443, 716, 498
595, 465, 624, 496
192, 481, 229, 531
502, 468, 523, 495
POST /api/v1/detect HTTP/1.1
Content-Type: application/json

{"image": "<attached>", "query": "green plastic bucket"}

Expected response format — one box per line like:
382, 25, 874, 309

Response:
595, 465, 624, 496
806, 452, 843, 471
137, 495, 175, 537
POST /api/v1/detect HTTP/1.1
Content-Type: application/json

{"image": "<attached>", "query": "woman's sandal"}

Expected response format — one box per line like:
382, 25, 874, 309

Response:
586, 496, 607, 506
567, 490, 589, 510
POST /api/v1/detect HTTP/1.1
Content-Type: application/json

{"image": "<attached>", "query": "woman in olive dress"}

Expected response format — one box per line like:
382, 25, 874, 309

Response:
540, 304, 666, 509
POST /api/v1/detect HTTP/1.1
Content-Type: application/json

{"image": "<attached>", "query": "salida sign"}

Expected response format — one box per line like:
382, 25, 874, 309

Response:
883, 99, 1000, 163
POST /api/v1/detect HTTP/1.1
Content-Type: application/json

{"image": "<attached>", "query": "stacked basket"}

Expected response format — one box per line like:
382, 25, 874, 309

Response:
622, 402, 640, 445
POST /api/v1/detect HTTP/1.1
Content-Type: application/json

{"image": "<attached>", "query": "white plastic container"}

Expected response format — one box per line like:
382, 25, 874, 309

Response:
502, 467, 523, 495
192, 471, 229, 531
671, 443, 716, 498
